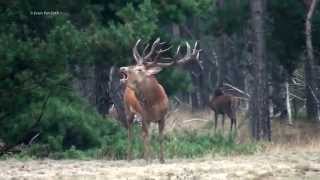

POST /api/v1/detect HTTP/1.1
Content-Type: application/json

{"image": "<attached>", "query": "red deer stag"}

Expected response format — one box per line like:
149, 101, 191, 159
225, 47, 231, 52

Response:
208, 88, 238, 133
120, 38, 201, 163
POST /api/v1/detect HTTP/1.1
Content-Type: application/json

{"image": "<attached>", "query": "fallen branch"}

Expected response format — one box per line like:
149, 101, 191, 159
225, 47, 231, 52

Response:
289, 93, 306, 102
223, 83, 250, 98
28, 133, 40, 145
184, 118, 209, 123
0, 91, 51, 156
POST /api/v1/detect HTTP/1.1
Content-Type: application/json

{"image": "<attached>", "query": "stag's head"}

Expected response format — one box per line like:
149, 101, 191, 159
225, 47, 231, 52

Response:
120, 38, 202, 91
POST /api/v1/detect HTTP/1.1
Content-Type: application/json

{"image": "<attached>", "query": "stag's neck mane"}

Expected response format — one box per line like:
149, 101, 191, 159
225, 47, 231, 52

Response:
133, 76, 167, 107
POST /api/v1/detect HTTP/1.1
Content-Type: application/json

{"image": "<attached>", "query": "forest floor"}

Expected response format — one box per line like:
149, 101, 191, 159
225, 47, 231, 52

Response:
0, 150, 320, 180
1, 109, 320, 180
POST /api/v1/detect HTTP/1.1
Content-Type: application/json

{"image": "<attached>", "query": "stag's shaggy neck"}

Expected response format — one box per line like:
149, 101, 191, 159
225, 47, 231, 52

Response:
134, 76, 167, 107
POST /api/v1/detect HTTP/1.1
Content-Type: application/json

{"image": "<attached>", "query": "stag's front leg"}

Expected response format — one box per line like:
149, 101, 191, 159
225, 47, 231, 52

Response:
142, 122, 150, 162
127, 114, 134, 161
158, 120, 165, 163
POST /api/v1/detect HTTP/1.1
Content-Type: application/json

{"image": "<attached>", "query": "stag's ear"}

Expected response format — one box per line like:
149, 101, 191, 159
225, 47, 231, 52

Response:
146, 66, 162, 76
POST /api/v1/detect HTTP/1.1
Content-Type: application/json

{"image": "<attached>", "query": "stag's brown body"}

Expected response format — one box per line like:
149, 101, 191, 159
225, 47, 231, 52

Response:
208, 90, 238, 132
123, 75, 168, 162
119, 38, 201, 163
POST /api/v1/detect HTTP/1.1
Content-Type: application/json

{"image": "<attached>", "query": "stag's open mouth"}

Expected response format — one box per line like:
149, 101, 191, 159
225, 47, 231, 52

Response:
120, 71, 128, 80
119, 67, 128, 83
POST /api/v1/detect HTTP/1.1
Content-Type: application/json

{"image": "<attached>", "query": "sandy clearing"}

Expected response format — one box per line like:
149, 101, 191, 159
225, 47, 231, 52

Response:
0, 151, 320, 180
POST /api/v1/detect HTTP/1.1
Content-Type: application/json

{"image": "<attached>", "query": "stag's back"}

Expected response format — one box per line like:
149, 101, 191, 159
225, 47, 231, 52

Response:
209, 95, 239, 117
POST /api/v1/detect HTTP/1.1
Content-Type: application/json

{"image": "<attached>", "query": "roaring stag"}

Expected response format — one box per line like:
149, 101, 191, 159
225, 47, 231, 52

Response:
119, 38, 201, 163
208, 88, 238, 132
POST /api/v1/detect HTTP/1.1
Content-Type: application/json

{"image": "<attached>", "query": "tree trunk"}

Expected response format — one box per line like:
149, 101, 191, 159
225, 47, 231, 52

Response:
304, 0, 320, 121
285, 80, 293, 124
215, 0, 229, 88
173, 22, 206, 109
108, 66, 128, 128
94, 62, 112, 115
249, 0, 271, 141
217, 34, 228, 87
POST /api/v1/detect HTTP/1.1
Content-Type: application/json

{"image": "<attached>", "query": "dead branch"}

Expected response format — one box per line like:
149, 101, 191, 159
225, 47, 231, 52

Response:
0, 90, 51, 156
28, 133, 40, 145
183, 118, 209, 123
223, 83, 250, 98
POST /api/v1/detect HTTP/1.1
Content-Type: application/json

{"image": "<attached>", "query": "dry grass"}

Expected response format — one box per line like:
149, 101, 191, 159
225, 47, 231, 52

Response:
164, 105, 212, 133
164, 103, 320, 153
263, 120, 320, 154
164, 105, 248, 135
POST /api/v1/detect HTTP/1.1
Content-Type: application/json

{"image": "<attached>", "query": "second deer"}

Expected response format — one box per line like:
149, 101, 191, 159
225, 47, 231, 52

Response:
208, 88, 239, 133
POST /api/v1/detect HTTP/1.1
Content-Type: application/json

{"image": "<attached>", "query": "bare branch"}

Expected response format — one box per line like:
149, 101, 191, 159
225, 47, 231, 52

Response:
223, 83, 250, 98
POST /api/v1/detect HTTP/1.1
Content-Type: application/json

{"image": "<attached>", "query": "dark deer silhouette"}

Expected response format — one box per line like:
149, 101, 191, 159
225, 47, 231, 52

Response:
208, 88, 238, 132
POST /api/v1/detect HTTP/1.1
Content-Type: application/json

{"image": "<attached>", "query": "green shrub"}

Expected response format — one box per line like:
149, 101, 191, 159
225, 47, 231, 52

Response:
162, 131, 257, 158
3, 96, 257, 160
97, 129, 258, 160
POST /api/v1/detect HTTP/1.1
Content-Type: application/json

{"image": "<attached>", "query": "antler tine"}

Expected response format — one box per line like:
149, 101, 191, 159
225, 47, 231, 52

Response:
142, 43, 150, 57
175, 42, 191, 64
197, 50, 204, 70
158, 45, 172, 54
193, 41, 198, 54
175, 41, 202, 65
175, 45, 181, 56
144, 45, 175, 68
186, 42, 191, 57
144, 37, 161, 60
133, 39, 142, 64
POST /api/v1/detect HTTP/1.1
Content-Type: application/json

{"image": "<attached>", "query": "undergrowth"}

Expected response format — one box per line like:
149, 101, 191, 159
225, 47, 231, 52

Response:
0, 95, 258, 160
2, 128, 258, 160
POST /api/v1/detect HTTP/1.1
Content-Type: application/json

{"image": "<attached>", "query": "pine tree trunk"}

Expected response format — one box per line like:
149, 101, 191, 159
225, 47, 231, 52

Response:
285, 80, 293, 124
94, 62, 112, 115
249, 0, 271, 141
304, 0, 319, 121
108, 66, 128, 128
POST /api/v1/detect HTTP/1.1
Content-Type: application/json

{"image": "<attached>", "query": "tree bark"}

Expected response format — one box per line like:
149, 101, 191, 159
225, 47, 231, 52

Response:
304, 0, 320, 121
285, 80, 293, 124
108, 66, 128, 128
249, 0, 271, 141
173, 22, 206, 109
94, 62, 112, 115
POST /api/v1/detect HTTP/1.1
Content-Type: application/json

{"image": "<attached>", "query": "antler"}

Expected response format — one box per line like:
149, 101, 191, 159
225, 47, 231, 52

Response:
133, 38, 202, 69
133, 38, 172, 65
132, 38, 163, 64
145, 41, 202, 68
133, 39, 142, 64
144, 38, 161, 60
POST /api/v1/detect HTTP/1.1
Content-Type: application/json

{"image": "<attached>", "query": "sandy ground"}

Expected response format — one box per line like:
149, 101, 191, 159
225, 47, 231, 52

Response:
0, 151, 320, 180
